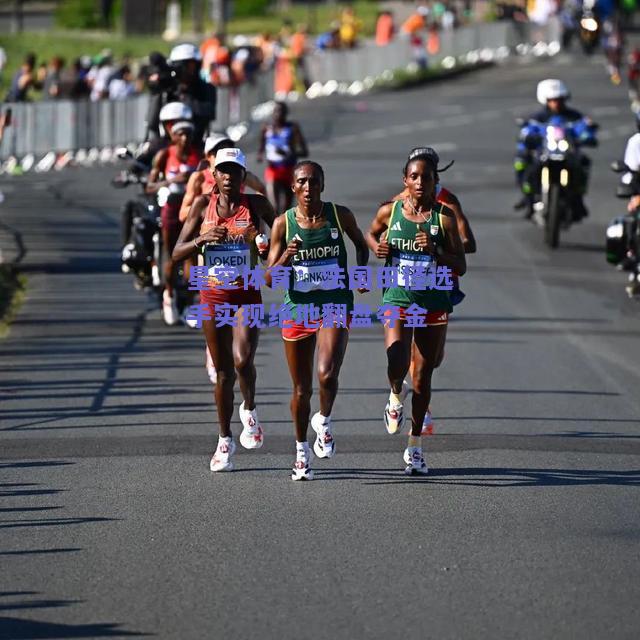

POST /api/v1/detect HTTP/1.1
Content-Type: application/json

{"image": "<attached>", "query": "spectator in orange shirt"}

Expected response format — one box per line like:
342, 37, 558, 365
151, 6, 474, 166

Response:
401, 6, 428, 35
376, 10, 395, 46
291, 25, 310, 90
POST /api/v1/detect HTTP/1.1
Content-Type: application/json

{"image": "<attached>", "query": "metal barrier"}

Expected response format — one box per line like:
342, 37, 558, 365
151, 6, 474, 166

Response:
0, 20, 560, 163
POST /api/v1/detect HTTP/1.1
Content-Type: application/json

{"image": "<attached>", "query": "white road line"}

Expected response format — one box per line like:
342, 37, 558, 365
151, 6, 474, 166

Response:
593, 106, 622, 117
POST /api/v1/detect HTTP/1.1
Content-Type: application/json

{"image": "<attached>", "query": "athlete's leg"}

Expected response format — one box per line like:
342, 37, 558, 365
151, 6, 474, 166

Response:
316, 327, 349, 416
202, 319, 236, 437
410, 324, 447, 437
232, 312, 260, 411
284, 335, 316, 443
384, 319, 412, 394
266, 179, 277, 211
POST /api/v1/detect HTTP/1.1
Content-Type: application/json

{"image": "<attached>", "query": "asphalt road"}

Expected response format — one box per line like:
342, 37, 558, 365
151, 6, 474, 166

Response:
1, 51, 640, 639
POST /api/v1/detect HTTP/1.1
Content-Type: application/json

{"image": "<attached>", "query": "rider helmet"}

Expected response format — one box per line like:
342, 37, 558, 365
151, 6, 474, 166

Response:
168, 43, 202, 64
536, 79, 570, 105
159, 102, 193, 136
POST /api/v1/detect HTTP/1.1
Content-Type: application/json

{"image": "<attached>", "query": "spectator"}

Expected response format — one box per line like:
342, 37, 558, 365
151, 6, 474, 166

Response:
59, 58, 90, 100
291, 25, 310, 90
316, 25, 340, 51
43, 57, 65, 100
0, 47, 7, 85
200, 31, 223, 78
402, 6, 429, 35
88, 50, 115, 101
375, 10, 395, 46
109, 65, 136, 100
6, 53, 39, 102
339, 6, 362, 48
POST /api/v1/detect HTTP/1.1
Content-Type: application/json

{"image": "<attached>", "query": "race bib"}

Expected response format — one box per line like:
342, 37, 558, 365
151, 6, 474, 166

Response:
293, 258, 339, 292
391, 252, 434, 287
205, 243, 250, 278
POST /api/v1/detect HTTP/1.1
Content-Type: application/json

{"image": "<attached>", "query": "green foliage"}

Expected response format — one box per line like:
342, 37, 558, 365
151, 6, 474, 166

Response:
55, 0, 102, 30
232, 0, 270, 18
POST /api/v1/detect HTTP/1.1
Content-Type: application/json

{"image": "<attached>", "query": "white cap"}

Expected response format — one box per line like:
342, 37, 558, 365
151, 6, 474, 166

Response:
169, 43, 202, 63
172, 120, 194, 133
214, 147, 246, 170
204, 134, 232, 155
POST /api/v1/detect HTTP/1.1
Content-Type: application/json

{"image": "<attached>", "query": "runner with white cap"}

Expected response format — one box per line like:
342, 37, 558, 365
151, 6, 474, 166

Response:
173, 148, 276, 472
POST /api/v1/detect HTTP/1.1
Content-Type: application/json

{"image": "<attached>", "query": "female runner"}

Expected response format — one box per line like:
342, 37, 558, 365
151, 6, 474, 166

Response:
367, 152, 466, 475
173, 148, 275, 472
266, 161, 369, 480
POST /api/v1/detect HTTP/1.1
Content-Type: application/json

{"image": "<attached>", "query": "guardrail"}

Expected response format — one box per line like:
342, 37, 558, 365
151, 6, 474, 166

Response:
0, 19, 561, 167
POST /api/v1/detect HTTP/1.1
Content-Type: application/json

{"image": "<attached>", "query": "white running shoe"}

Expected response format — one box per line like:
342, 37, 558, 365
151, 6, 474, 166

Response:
182, 308, 199, 329
291, 448, 313, 481
311, 412, 335, 459
162, 290, 180, 326
239, 401, 263, 449
403, 446, 429, 476
210, 438, 236, 472
205, 347, 217, 385
151, 264, 161, 287
384, 401, 404, 434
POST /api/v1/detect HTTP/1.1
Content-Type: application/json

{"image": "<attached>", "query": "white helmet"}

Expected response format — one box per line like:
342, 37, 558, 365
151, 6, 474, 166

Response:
159, 101, 193, 122
168, 43, 202, 63
159, 102, 193, 136
536, 79, 570, 105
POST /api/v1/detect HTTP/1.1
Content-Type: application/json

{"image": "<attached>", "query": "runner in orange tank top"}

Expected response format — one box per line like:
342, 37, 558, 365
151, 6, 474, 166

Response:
173, 148, 276, 473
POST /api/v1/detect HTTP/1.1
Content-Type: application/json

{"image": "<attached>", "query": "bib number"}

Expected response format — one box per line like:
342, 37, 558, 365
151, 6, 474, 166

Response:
293, 259, 339, 292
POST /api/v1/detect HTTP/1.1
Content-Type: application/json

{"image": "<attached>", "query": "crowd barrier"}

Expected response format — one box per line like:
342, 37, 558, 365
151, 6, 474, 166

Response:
0, 19, 561, 165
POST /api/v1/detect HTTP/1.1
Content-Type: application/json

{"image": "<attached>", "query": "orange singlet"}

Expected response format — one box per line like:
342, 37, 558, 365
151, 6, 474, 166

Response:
199, 193, 262, 312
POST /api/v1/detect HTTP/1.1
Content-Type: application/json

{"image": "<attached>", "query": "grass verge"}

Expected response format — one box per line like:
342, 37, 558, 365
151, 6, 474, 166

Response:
0, 264, 26, 339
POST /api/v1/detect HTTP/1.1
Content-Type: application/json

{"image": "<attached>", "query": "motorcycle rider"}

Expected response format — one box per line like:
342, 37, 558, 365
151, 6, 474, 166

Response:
514, 79, 598, 220
166, 43, 217, 143
621, 114, 640, 296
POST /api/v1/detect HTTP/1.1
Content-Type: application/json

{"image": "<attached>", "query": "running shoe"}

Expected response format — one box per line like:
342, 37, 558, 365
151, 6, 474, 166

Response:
210, 438, 236, 472
311, 412, 335, 459
403, 446, 429, 476
205, 347, 217, 385
291, 448, 313, 481
182, 308, 200, 329
384, 401, 404, 434
162, 290, 180, 326
239, 401, 263, 449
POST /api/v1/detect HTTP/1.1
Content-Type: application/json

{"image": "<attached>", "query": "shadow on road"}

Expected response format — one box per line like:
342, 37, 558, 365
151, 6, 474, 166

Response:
312, 466, 640, 487
0, 616, 149, 638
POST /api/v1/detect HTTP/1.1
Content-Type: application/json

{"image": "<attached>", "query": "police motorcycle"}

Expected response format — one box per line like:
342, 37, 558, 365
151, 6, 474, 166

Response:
516, 81, 598, 248
606, 161, 640, 298
113, 147, 163, 292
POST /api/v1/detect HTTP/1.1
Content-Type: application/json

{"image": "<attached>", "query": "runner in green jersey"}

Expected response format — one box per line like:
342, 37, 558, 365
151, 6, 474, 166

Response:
266, 161, 369, 481
366, 153, 466, 475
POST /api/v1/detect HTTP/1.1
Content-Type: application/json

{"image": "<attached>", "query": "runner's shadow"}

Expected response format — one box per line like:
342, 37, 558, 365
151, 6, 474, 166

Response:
0, 617, 149, 638
353, 467, 640, 488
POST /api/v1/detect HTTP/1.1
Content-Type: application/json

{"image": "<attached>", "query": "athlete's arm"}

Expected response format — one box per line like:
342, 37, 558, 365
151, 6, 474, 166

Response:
447, 193, 476, 254
247, 193, 276, 228
172, 195, 226, 262
179, 171, 205, 223
438, 206, 466, 276
245, 170, 267, 195
292, 122, 309, 158
366, 203, 393, 258
264, 215, 300, 287
146, 148, 168, 194
336, 205, 369, 266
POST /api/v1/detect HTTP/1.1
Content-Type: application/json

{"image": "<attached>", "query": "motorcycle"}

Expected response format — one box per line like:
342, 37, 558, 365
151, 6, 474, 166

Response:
606, 161, 640, 298
113, 148, 163, 292
520, 116, 597, 248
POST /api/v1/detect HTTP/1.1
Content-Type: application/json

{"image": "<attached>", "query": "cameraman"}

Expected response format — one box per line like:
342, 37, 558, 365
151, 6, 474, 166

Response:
167, 43, 217, 143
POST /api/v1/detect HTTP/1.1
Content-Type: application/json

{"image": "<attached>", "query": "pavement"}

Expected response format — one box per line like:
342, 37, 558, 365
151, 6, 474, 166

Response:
1, 50, 640, 639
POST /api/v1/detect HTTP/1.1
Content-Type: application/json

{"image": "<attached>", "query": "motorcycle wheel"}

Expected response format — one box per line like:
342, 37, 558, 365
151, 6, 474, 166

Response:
545, 184, 562, 249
